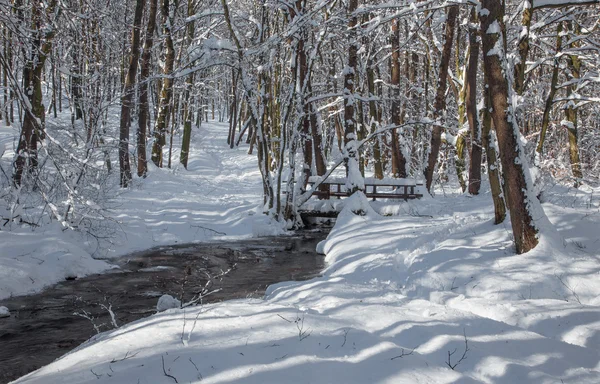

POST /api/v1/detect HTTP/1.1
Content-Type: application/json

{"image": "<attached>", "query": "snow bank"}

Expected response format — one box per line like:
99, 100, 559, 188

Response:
0, 229, 113, 300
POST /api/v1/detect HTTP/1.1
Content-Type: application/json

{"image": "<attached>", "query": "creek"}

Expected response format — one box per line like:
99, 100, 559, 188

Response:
0, 231, 326, 383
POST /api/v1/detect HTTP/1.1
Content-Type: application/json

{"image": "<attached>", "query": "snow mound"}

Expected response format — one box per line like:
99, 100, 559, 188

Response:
156, 294, 181, 311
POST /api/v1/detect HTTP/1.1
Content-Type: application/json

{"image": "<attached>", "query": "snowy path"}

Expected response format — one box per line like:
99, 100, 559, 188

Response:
13, 183, 600, 383
109, 122, 278, 253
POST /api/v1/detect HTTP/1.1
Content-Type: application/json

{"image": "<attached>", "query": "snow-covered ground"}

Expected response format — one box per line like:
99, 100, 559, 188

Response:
2, 121, 600, 383
0, 121, 282, 300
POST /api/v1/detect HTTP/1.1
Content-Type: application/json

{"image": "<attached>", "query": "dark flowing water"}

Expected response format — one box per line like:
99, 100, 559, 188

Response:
0, 232, 326, 383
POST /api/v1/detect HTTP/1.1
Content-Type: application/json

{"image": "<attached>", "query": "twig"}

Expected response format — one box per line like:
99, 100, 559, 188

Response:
449, 277, 458, 291
391, 347, 415, 360
554, 272, 582, 304
184, 312, 202, 345
73, 310, 103, 334
181, 267, 232, 308
446, 329, 469, 370
341, 329, 349, 347
1, 216, 40, 227
277, 314, 293, 323
110, 350, 139, 363
90, 368, 102, 379
161, 355, 178, 383
100, 303, 118, 328
296, 314, 311, 341
189, 358, 202, 380
190, 224, 226, 236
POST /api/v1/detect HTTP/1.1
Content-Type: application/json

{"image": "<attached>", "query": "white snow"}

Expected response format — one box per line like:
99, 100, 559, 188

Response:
486, 20, 502, 35
0, 232, 114, 300
10, 178, 600, 383
156, 294, 182, 311
0, 306, 9, 318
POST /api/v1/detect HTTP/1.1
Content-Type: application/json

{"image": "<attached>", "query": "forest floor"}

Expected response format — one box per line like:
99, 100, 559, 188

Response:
2, 121, 600, 383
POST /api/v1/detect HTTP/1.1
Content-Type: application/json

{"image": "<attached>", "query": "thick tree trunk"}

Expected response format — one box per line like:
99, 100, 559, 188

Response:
137, 0, 158, 177
480, 0, 540, 254
14, 0, 57, 186
151, 0, 175, 167
424, 5, 458, 192
466, 7, 482, 195
118, 0, 145, 187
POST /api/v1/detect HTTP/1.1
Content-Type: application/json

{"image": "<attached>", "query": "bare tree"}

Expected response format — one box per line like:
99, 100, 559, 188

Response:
343, 0, 364, 194
138, 0, 159, 177
118, 0, 146, 187
424, 5, 458, 192
479, 0, 542, 253
151, 0, 176, 167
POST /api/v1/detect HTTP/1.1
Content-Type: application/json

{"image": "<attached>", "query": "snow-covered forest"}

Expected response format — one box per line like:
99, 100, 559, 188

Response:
1, 0, 599, 383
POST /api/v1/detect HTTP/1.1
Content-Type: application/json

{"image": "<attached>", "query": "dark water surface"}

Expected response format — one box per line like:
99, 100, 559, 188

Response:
0, 231, 326, 383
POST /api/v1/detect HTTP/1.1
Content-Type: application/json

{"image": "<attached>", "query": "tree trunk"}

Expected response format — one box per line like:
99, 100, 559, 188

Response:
138, 0, 159, 177
424, 5, 458, 192
118, 0, 145, 187
151, 0, 175, 167
309, 84, 327, 179
14, 0, 57, 186
481, 86, 506, 224
564, 21, 583, 185
180, 76, 194, 170
466, 7, 482, 195
297, 34, 313, 189
514, 2, 533, 96
367, 57, 383, 179
343, 0, 364, 194
480, 0, 540, 254
2, 27, 9, 126
227, 68, 237, 149
390, 18, 407, 178
535, 23, 562, 159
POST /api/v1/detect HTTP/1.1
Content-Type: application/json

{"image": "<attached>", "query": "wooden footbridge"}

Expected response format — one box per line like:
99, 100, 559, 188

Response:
298, 176, 424, 220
